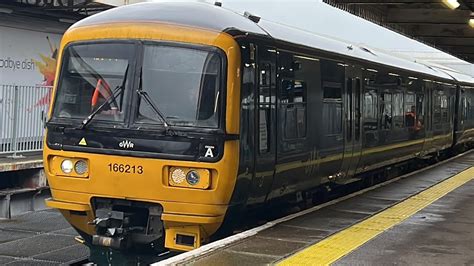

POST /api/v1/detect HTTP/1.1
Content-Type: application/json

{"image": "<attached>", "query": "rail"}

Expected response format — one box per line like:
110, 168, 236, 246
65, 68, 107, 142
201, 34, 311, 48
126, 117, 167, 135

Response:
0, 85, 51, 158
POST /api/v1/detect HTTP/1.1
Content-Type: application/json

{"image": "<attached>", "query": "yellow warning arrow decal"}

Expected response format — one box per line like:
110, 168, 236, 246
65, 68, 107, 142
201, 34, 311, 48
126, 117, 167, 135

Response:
78, 138, 87, 146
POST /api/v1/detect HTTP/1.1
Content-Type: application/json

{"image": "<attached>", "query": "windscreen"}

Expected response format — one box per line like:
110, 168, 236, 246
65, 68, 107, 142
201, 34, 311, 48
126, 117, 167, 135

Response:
52, 43, 134, 123
137, 45, 222, 128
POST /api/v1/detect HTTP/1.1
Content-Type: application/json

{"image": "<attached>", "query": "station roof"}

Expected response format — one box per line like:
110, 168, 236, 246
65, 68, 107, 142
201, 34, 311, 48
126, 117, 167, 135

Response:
0, 0, 113, 22
323, 0, 474, 63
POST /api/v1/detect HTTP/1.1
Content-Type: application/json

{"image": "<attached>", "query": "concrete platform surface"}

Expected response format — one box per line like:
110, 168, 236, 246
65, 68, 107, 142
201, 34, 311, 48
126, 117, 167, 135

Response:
336, 179, 474, 265
0, 152, 43, 172
161, 152, 474, 265
0, 209, 89, 265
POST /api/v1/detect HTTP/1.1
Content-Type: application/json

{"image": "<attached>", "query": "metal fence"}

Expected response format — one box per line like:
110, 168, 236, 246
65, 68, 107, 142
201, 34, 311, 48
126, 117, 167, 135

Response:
0, 85, 52, 158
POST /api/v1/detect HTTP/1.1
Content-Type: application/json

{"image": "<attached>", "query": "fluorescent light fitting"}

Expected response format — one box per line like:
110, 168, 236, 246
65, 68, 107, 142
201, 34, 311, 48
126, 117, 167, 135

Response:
442, 0, 460, 10
0, 7, 13, 14
294, 55, 319, 61
469, 18, 474, 28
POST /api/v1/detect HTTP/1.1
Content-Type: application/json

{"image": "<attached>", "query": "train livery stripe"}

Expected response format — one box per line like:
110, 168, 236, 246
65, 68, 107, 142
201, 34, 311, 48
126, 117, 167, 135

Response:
278, 166, 474, 265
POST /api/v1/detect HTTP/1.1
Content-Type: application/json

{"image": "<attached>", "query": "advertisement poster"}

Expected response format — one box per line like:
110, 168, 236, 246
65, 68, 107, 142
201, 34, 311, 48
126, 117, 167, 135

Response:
0, 25, 62, 87
0, 26, 62, 149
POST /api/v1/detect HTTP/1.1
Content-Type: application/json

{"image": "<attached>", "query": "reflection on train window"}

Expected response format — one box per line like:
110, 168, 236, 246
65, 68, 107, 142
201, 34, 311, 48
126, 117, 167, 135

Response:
461, 95, 468, 121
404, 93, 416, 128
380, 92, 392, 129
441, 95, 449, 123
416, 94, 424, 129
355, 78, 361, 141
434, 94, 442, 124
281, 79, 307, 139
278, 52, 318, 140
363, 89, 377, 131
392, 92, 404, 128
259, 62, 272, 153
321, 60, 344, 137
323, 84, 342, 135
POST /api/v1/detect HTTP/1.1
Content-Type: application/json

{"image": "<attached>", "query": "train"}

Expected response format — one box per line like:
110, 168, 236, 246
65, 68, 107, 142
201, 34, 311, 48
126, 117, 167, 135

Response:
43, 2, 474, 252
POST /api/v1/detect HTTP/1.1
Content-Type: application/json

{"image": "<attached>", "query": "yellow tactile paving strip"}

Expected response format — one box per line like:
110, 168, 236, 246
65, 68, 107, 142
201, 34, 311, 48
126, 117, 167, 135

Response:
278, 166, 474, 266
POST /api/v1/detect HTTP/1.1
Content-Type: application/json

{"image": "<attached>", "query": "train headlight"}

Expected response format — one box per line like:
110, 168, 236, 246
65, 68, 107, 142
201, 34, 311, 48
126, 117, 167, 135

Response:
61, 159, 74, 174
171, 168, 186, 184
186, 170, 200, 186
74, 160, 88, 175
168, 167, 210, 189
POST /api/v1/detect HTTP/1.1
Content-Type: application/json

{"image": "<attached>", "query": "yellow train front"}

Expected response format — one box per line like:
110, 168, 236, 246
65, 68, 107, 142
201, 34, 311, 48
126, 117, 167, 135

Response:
43, 2, 255, 252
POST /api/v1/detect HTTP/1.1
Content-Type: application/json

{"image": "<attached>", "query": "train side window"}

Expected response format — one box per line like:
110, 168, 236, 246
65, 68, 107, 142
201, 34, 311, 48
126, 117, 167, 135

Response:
258, 63, 272, 153
355, 78, 361, 141
404, 92, 416, 128
416, 94, 424, 129
392, 92, 404, 128
363, 89, 378, 131
441, 95, 449, 123
321, 60, 344, 137
433, 91, 442, 124
380, 92, 392, 129
322, 83, 342, 135
281, 79, 307, 139
346, 78, 353, 141
278, 52, 318, 140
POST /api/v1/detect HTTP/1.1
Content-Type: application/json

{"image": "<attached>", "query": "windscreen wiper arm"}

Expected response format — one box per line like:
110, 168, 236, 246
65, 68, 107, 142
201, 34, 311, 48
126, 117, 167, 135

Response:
137, 89, 177, 135
78, 65, 129, 130
77, 84, 124, 130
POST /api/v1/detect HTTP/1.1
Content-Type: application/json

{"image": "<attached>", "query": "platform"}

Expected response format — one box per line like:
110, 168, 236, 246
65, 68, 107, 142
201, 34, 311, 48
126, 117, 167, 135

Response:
0, 209, 88, 265
0, 152, 43, 173
159, 151, 474, 265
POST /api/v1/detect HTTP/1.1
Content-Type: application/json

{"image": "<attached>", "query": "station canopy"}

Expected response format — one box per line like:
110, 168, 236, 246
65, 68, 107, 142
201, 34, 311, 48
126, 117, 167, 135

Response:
324, 0, 474, 63
0, 0, 114, 22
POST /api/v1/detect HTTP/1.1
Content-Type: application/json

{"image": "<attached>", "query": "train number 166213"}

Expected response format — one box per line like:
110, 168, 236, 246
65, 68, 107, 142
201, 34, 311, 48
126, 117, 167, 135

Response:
108, 163, 144, 174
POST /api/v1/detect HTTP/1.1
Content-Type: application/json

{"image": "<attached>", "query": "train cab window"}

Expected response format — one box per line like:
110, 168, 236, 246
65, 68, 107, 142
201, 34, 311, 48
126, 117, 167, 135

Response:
137, 45, 222, 128
278, 52, 318, 140
363, 89, 378, 131
52, 43, 134, 123
380, 92, 392, 129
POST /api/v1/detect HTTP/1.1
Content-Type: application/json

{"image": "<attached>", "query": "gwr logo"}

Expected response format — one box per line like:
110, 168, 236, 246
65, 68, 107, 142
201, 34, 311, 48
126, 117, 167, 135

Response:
119, 140, 134, 149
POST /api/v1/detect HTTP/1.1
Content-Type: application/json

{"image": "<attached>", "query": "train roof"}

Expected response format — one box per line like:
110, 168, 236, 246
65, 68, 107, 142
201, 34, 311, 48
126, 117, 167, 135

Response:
71, 1, 473, 84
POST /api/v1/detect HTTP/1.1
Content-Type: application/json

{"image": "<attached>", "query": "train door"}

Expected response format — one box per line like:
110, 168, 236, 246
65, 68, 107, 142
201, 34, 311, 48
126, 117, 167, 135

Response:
340, 65, 362, 180
249, 44, 277, 204
422, 84, 434, 154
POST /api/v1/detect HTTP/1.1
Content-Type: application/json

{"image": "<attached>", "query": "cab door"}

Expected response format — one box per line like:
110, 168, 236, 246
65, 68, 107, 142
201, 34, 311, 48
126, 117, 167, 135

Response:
340, 65, 363, 180
248, 44, 277, 205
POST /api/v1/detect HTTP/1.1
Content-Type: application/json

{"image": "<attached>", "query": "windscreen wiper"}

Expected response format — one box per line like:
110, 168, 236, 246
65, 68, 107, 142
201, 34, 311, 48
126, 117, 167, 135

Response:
78, 65, 129, 130
137, 89, 177, 136
77, 84, 124, 130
